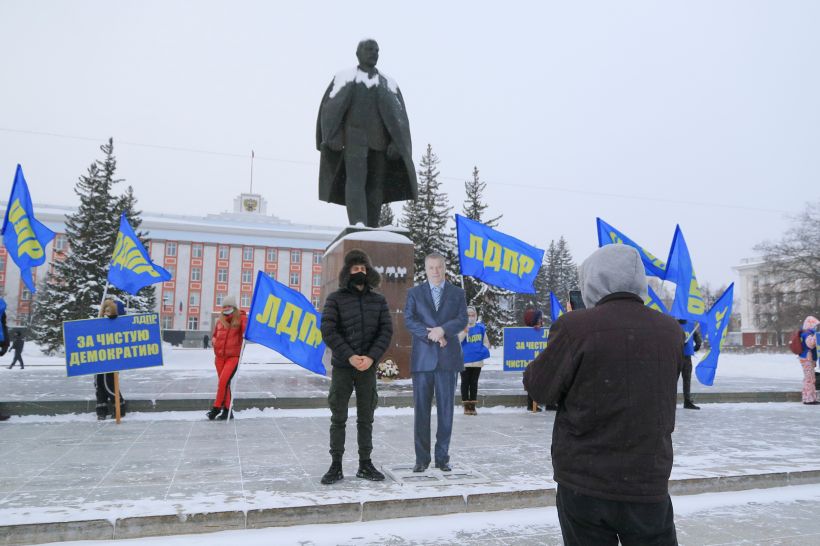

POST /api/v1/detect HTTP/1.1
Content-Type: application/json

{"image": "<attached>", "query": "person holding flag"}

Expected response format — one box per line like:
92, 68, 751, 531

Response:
319, 249, 393, 485
678, 319, 702, 410
0, 299, 10, 421
797, 316, 819, 405
208, 296, 246, 421
94, 298, 128, 420
457, 306, 490, 416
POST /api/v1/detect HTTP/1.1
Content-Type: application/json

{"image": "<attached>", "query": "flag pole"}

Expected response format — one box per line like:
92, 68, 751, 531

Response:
113, 372, 122, 424
98, 282, 110, 315
226, 339, 247, 425
249, 150, 255, 194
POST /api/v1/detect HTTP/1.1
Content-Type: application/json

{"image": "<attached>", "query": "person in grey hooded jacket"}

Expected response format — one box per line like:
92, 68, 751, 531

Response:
524, 245, 684, 545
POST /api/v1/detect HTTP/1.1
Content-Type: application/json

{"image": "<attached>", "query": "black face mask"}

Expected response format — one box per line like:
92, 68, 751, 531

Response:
349, 271, 367, 288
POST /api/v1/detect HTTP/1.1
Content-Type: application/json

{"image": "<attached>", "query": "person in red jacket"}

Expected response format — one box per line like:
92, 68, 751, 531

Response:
208, 295, 247, 420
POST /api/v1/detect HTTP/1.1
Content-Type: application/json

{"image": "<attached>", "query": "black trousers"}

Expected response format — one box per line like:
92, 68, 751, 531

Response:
460, 367, 481, 401
328, 365, 378, 461
9, 351, 23, 368
94, 373, 126, 417
556, 485, 678, 546
681, 356, 693, 402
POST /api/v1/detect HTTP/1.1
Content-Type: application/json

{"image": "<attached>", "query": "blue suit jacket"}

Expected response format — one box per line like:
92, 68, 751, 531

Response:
404, 281, 468, 373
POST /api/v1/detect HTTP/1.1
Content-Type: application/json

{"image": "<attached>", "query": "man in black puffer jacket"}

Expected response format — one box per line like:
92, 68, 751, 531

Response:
320, 249, 393, 485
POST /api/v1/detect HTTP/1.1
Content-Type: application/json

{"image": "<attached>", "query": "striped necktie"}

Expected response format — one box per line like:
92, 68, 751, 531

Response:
431, 285, 442, 311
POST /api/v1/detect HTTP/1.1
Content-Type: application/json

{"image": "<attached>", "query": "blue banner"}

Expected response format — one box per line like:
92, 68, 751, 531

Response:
245, 271, 326, 376
644, 286, 669, 314
0, 298, 6, 342
456, 214, 544, 294
63, 313, 163, 377
596, 217, 667, 279
665, 226, 706, 324
502, 326, 549, 371
2, 165, 56, 292
695, 283, 734, 386
549, 291, 565, 322
107, 213, 172, 295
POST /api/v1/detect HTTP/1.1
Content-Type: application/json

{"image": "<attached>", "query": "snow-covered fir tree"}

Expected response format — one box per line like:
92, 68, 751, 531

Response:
31, 139, 151, 353
459, 167, 514, 346
400, 144, 454, 283
544, 236, 579, 318
378, 203, 395, 227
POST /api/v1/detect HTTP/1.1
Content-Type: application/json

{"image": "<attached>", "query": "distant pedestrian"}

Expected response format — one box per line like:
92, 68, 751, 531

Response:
524, 245, 683, 545
798, 316, 818, 405
0, 300, 10, 421
458, 306, 490, 415
319, 249, 393, 485
202, 334, 210, 349
7, 331, 24, 369
523, 307, 544, 412
678, 319, 702, 410
94, 299, 127, 420
207, 295, 246, 421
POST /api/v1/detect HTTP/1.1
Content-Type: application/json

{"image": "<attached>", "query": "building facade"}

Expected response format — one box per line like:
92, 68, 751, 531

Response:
0, 193, 339, 342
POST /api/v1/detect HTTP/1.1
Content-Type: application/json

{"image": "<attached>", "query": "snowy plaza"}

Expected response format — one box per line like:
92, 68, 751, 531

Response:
3, 348, 820, 545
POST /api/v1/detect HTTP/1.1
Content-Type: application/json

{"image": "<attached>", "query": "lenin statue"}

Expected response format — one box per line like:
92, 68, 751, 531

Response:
316, 39, 418, 228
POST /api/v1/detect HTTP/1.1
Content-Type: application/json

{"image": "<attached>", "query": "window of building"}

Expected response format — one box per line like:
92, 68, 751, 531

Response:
243, 247, 254, 261
290, 272, 300, 285
216, 293, 225, 306
166, 242, 177, 256
266, 248, 277, 262
189, 292, 200, 307
312, 296, 321, 309
755, 334, 763, 345
163, 290, 174, 305
313, 253, 322, 265
0, 256, 5, 270
241, 269, 252, 284
55, 234, 67, 251
290, 249, 301, 263
313, 273, 322, 287
217, 268, 228, 283
20, 288, 31, 301
190, 267, 202, 281
241, 293, 251, 308
162, 315, 173, 330
187, 315, 199, 330
218, 246, 229, 260
192, 244, 203, 258
268, 271, 276, 280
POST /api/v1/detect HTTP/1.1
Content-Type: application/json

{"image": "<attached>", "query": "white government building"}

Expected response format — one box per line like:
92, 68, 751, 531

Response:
0, 192, 339, 343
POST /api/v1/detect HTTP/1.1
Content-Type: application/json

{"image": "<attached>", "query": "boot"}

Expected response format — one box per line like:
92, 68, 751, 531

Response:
462, 401, 469, 415
206, 407, 221, 421
216, 408, 233, 420
321, 461, 343, 485
469, 401, 478, 415
684, 400, 700, 410
96, 403, 108, 421
356, 459, 385, 481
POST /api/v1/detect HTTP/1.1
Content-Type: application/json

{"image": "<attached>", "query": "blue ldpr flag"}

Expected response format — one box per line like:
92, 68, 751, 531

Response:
456, 214, 544, 294
596, 218, 667, 279
245, 271, 326, 376
1, 165, 56, 292
107, 214, 172, 294
665, 226, 706, 324
549, 291, 565, 322
695, 283, 734, 386
644, 285, 669, 314
0, 298, 6, 342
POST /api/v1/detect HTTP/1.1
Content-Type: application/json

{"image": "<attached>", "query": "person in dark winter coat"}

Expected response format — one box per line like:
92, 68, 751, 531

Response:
95, 299, 127, 420
679, 319, 703, 410
319, 249, 393, 485
524, 245, 684, 545
0, 303, 10, 421
7, 331, 24, 369
207, 295, 247, 421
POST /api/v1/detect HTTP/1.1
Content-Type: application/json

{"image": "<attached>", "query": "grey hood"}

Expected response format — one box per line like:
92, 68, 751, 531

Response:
579, 245, 648, 308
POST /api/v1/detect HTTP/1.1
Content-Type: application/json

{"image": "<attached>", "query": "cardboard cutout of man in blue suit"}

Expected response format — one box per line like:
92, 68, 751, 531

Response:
404, 253, 468, 472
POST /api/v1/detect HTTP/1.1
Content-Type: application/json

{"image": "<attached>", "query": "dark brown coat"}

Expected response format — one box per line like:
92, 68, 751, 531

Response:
524, 292, 684, 503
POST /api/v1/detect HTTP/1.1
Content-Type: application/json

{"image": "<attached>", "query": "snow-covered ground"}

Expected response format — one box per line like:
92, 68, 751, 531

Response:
39, 484, 820, 546
6, 342, 803, 380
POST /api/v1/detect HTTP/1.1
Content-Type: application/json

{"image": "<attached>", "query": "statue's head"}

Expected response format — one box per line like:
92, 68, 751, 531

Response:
356, 39, 379, 70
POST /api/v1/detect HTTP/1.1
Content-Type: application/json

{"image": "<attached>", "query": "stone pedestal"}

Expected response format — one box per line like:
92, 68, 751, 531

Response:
321, 228, 415, 379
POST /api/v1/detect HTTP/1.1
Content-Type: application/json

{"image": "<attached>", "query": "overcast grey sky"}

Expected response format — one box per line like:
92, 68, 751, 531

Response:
1, 1, 817, 288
